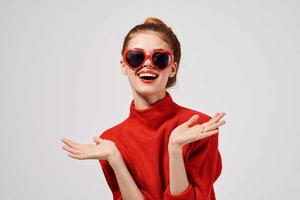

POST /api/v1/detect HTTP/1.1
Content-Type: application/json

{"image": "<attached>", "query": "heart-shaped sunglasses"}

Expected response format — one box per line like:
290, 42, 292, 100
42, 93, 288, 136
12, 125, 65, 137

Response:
122, 48, 174, 70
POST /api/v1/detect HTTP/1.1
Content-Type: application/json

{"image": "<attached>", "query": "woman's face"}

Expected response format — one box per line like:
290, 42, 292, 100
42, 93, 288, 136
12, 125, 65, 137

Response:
121, 31, 177, 97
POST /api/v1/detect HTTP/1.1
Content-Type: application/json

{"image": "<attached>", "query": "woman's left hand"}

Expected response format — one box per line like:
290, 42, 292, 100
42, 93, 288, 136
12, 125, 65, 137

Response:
168, 112, 226, 151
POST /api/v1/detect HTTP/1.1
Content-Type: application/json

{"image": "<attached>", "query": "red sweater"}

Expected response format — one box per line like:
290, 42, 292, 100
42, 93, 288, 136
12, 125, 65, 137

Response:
98, 92, 222, 200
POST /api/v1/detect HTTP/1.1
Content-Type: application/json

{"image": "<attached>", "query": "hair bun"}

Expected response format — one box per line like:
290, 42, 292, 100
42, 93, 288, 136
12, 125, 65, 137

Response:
144, 17, 167, 26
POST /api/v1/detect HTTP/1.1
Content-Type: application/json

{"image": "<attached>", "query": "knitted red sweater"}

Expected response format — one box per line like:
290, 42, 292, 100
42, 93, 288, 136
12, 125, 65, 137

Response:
98, 92, 222, 200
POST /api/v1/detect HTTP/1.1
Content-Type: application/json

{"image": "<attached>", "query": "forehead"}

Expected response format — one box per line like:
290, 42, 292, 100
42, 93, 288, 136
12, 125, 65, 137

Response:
127, 31, 171, 53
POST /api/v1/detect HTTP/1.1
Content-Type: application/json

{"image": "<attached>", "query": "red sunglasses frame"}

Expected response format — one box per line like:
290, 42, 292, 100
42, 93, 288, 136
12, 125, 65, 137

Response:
122, 48, 174, 71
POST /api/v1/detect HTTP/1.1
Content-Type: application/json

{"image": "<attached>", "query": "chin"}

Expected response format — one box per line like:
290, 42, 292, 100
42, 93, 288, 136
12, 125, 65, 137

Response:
133, 85, 166, 97
129, 76, 169, 97
136, 88, 160, 96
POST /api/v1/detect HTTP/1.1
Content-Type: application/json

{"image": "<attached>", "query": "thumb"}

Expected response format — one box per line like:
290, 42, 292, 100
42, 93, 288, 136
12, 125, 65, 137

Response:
185, 114, 199, 127
93, 136, 103, 144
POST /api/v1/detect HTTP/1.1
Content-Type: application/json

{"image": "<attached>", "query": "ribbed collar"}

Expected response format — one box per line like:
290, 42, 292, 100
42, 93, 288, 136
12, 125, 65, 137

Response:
128, 91, 178, 131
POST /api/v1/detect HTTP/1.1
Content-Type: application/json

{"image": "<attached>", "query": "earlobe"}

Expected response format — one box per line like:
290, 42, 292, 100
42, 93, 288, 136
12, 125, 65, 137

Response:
120, 60, 128, 75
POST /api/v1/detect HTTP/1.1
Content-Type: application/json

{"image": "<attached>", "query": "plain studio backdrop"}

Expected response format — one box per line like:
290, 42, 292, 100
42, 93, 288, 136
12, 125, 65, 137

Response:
0, 0, 299, 199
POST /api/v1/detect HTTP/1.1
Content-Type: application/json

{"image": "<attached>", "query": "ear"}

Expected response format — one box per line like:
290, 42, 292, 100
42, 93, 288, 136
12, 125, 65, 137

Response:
120, 60, 127, 75
169, 62, 178, 78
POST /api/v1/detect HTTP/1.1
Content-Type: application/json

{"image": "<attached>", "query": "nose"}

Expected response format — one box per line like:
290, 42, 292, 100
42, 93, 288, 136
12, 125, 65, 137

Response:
143, 57, 152, 66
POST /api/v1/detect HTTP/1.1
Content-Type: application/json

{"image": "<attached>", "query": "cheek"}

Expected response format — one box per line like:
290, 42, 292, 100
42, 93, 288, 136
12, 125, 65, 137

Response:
156, 71, 171, 86
161, 68, 172, 80
126, 69, 137, 82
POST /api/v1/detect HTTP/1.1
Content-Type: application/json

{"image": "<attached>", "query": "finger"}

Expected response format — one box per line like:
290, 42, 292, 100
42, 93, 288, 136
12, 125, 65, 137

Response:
61, 138, 80, 148
204, 120, 226, 132
185, 129, 220, 143
62, 145, 82, 155
185, 114, 199, 127
178, 125, 222, 145
207, 112, 226, 125
68, 153, 86, 160
199, 129, 220, 139
61, 138, 72, 147
93, 136, 103, 144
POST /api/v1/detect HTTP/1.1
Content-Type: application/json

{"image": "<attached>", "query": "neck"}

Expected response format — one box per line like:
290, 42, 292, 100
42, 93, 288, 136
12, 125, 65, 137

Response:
131, 90, 166, 110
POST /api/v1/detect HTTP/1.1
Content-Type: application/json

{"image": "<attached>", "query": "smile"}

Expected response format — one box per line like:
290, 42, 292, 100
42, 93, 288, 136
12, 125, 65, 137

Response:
136, 70, 159, 83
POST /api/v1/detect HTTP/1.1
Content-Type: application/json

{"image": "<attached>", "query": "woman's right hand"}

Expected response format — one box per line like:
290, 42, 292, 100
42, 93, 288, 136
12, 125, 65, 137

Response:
61, 136, 121, 163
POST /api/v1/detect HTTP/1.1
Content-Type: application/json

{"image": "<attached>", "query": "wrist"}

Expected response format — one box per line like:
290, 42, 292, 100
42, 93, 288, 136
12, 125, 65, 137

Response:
168, 142, 183, 155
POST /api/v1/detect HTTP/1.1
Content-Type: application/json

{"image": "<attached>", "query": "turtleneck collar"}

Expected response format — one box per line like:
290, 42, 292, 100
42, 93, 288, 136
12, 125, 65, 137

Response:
128, 91, 179, 130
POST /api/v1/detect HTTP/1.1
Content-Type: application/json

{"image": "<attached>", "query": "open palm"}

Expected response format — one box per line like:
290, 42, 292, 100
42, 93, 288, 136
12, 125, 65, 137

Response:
169, 112, 226, 148
61, 137, 117, 161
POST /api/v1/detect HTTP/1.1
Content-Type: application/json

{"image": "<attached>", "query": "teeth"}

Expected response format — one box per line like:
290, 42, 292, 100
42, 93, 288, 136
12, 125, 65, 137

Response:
138, 73, 158, 78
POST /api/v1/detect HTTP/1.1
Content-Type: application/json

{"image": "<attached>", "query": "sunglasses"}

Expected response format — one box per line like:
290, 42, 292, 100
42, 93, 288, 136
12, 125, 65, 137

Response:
122, 48, 174, 70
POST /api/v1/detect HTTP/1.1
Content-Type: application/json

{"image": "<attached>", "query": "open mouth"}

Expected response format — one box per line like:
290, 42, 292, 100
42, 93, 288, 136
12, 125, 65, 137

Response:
136, 69, 160, 82
138, 73, 158, 80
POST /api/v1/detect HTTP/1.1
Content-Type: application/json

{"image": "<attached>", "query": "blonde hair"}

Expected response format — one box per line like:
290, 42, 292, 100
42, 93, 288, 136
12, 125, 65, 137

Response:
143, 17, 166, 25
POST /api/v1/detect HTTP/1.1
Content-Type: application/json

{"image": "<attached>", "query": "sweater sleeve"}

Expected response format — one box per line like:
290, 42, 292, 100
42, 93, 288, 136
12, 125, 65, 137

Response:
98, 131, 154, 200
163, 132, 222, 200
99, 160, 123, 200
99, 159, 154, 200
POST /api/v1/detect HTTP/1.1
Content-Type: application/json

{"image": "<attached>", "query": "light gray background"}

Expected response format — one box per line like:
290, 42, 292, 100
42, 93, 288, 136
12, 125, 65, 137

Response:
1, 0, 299, 199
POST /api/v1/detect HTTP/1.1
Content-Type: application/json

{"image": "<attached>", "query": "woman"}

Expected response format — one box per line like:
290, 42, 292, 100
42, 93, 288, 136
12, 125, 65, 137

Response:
61, 17, 226, 200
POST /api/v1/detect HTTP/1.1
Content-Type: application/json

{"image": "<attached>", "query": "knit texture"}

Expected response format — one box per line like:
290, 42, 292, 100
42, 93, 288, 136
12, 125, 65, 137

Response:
98, 92, 222, 200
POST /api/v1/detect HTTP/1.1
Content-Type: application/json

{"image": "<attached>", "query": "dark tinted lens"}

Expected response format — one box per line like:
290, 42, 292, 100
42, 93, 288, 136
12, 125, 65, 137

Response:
153, 52, 170, 69
125, 50, 145, 68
